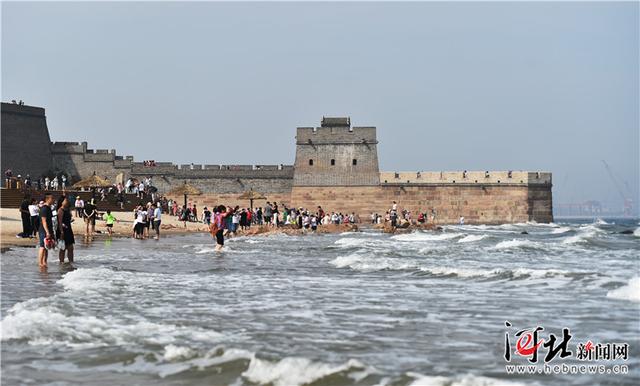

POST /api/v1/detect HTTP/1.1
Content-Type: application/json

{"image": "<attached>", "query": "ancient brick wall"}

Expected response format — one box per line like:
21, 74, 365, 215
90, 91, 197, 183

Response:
1, 103, 53, 178
290, 184, 553, 224
164, 192, 293, 211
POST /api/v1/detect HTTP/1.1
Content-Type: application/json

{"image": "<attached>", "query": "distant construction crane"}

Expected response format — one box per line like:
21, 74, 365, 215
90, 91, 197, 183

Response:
601, 160, 634, 217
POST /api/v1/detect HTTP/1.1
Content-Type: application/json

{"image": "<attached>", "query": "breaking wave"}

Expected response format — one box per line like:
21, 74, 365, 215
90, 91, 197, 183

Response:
490, 239, 542, 250
391, 232, 462, 242
457, 234, 488, 243
329, 253, 574, 281
607, 277, 640, 303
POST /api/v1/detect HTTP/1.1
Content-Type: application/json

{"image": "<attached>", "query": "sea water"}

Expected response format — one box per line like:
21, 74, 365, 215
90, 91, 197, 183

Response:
1, 219, 639, 385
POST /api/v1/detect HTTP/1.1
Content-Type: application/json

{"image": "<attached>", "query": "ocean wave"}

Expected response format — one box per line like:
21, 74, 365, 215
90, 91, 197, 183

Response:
329, 253, 410, 271
334, 237, 382, 248
243, 356, 367, 386
407, 372, 532, 386
551, 226, 572, 234
163, 344, 198, 361
57, 267, 117, 292
457, 234, 488, 243
634, 227, 640, 237
391, 232, 462, 242
490, 239, 542, 250
329, 254, 573, 280
0, 298, 223, 347
606, 277, 640, 303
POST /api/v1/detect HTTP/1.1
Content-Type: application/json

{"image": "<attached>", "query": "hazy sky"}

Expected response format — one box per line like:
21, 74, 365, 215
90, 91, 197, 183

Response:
2, 1, 638, 213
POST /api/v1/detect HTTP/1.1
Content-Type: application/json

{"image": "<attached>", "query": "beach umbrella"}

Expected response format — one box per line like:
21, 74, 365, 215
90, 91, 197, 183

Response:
167, 182, 202, 207
72, 174, 111, 189
238, 189, 266, 210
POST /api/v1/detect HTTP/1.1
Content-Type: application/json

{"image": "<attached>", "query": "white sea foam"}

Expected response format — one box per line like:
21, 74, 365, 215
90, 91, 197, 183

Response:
163, 345, 197, 361
607, 277, 640, 303
242, 356, 366, 386
57, 267, 116, 292
490, 239, 541, 250
329, 254, 571, 280
594, 218, 610, 225
334, 237, 379, 247
1, 294, 223, 347
551, 226, 572, 234
329, 254, 410, 272
391, 232, 461, 242
634, 227, 640, 237
407, 372, 531, 386
457, 234, 488, 243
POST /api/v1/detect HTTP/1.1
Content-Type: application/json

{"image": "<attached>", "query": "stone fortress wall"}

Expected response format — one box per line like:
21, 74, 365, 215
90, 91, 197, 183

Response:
1, 102, 553, 223
1, 103, 52, 179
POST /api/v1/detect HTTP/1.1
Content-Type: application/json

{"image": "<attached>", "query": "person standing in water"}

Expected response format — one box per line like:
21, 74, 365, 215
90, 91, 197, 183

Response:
56, 195, 75, 263
211, 205, 233, 252
37, 193, 55, 268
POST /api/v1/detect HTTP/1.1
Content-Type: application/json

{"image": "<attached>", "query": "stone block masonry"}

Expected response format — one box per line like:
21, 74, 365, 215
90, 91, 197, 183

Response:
1, 103, 53, 178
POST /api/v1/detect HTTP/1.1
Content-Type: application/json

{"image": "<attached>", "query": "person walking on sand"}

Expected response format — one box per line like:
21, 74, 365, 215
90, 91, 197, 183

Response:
28, 198, 40, 237
18, 195, 32, 238
153, 203, 162, 240
37, 193, 55, 269
83, 199, 98, 236
56, 195, 75, 263
74, 196, 84, 218
103, 210, 116, 237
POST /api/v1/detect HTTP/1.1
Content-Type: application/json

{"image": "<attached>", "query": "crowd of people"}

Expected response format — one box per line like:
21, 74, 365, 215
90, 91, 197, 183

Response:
5, 169, 69, 191
20, 193, 76, 269
371, 201, 441, 227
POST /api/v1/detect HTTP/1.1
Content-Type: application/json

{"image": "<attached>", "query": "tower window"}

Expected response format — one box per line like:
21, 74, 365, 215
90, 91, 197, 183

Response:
308, 159, 313, 166
331, 159, 335, 166
352, 159, 357, 165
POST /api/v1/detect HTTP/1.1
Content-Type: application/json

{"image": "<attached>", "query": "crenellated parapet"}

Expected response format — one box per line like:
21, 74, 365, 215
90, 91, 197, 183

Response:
380, 171, 552, 185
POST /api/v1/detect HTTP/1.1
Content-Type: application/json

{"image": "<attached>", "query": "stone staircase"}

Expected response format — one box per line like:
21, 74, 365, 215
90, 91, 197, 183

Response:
0, 188, 150, 212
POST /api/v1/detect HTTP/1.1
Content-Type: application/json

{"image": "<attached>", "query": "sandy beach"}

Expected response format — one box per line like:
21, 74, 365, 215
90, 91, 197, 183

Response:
0, 208, 360, 251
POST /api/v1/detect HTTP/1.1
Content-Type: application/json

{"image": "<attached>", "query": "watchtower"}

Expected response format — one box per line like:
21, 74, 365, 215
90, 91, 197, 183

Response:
1, 102, 53, 178
293, 117, 380, 186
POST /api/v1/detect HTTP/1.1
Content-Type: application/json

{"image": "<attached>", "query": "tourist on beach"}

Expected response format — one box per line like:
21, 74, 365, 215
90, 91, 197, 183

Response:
37, 193, 55, 268
145, 202, 153, 238
61, 175, 67, 190
56, 195, 75, 263
180, 205, 189, 227
231, 210, 240, 234
83, 199, 98, 235
203, 207, 211, 225
153, 203, 162, 240
459, 216, 465, 225
74, 196, 84, 218
28, 198, 40, 237
4, 168, 12, 188
133, 205, 147, 239
211, 205, 233, 251
264, 202, 273, 226
18, 195, 32, 238
44, 176, 50, 190
103, 210, 116, 236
